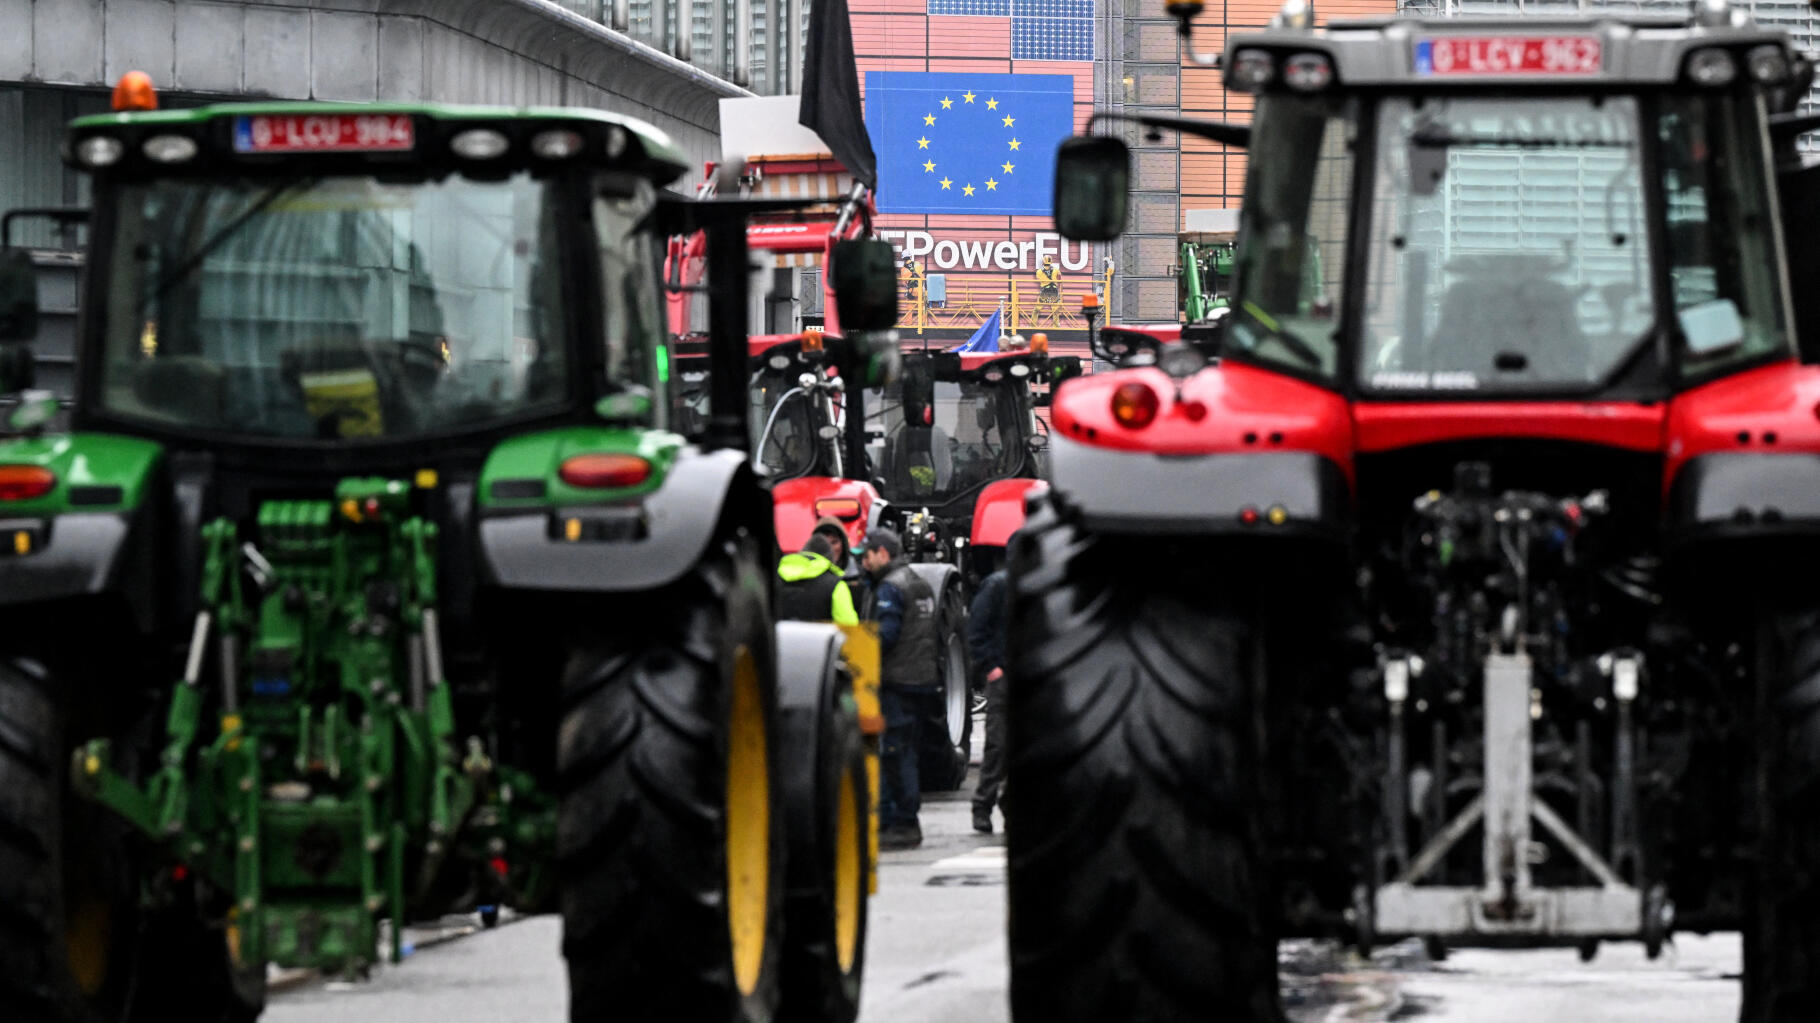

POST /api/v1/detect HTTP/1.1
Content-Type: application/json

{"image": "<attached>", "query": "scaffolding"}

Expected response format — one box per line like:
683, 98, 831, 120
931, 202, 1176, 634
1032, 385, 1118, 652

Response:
898, 261, 1118, 336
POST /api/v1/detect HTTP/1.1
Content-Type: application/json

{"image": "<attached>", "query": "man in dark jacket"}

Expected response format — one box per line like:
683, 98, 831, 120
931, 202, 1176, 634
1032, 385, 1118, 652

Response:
860, 528, 940, 850
811, 515, 852, 572
777, 533, 858, 625
968, 557, 1009, 834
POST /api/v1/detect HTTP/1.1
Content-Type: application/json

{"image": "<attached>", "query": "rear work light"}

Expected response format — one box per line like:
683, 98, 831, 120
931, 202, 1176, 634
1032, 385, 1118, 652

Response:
1283, 53, 1333, 92
1230, 50, 1276, 92
531, 129, 584, 160
815, 497, 863, 520
143, 134, 199, 164
451, 128, 510, 160
559, 454, 652, 489
1110, 382, 1160, 429
1685, 48, 1738, 87
0, 465, 56, 501
74, 136, 125, 169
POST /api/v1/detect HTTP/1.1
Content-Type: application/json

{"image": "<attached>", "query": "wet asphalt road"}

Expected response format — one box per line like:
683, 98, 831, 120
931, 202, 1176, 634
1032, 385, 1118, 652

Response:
267, 719, 1744, 1023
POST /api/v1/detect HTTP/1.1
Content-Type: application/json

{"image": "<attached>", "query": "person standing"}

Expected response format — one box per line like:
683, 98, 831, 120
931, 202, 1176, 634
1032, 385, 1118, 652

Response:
810, 515, 852, 573
968, 556, 1009, 834
776, 533, 859, 625
860, 528, 939, 850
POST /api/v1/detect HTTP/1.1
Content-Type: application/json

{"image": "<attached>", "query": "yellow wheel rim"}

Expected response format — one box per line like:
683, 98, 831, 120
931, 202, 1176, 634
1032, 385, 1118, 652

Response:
726, 646, 770, 997
64, 893, 112, 996
834, 768, 863, 973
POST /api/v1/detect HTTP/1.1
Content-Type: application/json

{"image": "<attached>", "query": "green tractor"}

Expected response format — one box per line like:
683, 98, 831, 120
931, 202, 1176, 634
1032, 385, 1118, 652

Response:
0, 87, 892, 1023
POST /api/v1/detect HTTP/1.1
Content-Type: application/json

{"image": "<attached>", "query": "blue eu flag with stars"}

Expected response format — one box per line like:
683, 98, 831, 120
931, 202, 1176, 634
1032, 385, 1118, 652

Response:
865, 72, 1073, 216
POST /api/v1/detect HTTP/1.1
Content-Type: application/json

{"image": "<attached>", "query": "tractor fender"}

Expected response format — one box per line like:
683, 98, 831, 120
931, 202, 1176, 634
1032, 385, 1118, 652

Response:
1666, 452, 1820, 538
903, 561, 962, 604
1048, 432, 1349, 538
0, 511, 155, 626
772, 476, 879, 554
971, 478, 1048, 547
478, 447, 769, 593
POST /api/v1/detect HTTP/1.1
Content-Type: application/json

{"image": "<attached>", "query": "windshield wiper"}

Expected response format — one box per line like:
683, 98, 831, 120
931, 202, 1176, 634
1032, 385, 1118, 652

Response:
1232, 303, 1324, 369
141, 178, 318, 310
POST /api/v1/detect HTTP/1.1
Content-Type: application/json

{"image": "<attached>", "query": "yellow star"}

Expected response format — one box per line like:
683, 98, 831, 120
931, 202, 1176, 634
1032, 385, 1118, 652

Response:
940, 177, 952, 190
986, 98, 999, 110
924, 113, 936, 126
986, 178, 998, 191
917, 136, 930, 149
1002, 161, 1014, 174
963, 91, 976, 103
962, 183, 976, 196
1002, 115, 1015, 127
923, 160, 936, 172
941, 96, 953, 109
1008, 138, 1021, 151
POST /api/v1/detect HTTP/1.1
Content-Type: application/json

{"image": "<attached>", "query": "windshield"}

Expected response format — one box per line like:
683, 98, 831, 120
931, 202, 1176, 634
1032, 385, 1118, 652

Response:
98, 174, 571, 441
1227, 94, 1356, 378
750, 369, 830, 479
1360, 96, 1656, 393
865, 378, 1028, 506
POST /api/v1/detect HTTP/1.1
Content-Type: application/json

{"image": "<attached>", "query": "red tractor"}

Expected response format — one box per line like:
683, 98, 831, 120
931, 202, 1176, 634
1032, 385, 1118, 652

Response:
1008, 3, 1820, 1020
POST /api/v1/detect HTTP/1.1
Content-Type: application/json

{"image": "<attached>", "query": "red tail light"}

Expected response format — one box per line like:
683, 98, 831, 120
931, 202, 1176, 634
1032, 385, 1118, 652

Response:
1110, 383, 1159, 429
815, 497, 863, 520
559, 454, 652, 489
0, 465, 55, 501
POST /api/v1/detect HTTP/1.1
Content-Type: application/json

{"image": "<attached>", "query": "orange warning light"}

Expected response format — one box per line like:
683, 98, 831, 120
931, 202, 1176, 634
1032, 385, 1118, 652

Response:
112, 71, 158, 112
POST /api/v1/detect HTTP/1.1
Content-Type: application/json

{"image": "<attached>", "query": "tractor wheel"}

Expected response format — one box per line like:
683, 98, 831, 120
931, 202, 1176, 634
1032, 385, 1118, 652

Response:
917, 582, 973, 793
0, 656, 257, 1023
1003, 499, 1283, 1023
776, 623, 869, 1023
559, 537, 785, 1023
1742, 606, 1820, 1023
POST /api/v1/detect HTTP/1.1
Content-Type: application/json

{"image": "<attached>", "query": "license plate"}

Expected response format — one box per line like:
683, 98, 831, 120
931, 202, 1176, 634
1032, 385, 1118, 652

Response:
1415, 36, 1603, 76
233, 114, 415, 154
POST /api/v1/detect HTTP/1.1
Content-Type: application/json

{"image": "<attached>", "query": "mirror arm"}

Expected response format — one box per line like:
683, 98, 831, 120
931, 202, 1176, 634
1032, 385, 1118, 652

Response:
1172, 14, 1222, 67
1084, 111, 1249, 149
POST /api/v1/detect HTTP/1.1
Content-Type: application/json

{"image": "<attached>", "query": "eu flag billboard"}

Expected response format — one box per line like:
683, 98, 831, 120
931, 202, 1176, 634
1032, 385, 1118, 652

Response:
865, 71, 1073, 216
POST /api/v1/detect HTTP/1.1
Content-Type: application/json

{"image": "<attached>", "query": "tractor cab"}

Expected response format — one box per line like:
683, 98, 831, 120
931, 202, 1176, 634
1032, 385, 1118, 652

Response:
862, 344, 1079, 565
1010, 3, 1820, 1011
1063, 5, 1810, 402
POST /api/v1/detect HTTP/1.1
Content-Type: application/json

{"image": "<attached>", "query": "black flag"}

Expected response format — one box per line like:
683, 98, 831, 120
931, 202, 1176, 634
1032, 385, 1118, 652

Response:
800, 0, 878, 189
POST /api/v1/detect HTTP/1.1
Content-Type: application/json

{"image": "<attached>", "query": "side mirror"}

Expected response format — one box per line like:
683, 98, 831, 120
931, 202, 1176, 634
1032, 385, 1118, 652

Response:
0, 249, 39, 343
831, 238, 900, 332
1053, 136, 1130, 241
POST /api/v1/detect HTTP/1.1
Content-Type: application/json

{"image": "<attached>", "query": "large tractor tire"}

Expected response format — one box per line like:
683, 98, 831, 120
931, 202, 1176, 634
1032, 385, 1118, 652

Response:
0, 657, 260, 1023
1003, 499, 1283, 1023
916, 573, 973, 793
559, 537, 786, 1023
775, 623, 869, 1023
1742, 606, 1820, 1023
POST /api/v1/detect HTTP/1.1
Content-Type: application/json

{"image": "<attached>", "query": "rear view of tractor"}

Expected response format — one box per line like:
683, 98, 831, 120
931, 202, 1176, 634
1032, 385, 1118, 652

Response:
1008, 4, 1820, 1021
0, 84, 895, 1023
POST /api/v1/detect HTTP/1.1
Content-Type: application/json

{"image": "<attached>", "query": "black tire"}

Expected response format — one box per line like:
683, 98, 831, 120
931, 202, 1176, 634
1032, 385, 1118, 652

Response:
1004, 499, 1283, 1023
0, 657, 259, 1023
917, 582, 973, 793
1742, 607, 1820, 1023
559, 538, 786, 1023
776, 623, 869, 1023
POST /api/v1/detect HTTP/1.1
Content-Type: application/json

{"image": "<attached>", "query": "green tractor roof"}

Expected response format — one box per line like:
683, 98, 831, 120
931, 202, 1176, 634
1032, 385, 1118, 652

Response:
65, 101, 690, 185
